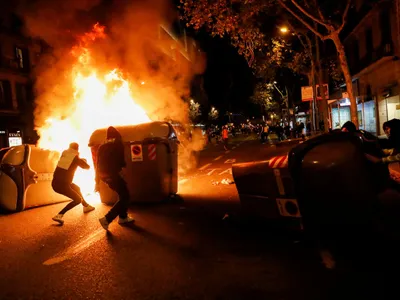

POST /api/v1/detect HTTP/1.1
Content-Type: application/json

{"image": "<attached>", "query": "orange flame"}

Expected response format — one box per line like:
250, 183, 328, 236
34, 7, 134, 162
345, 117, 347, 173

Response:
37, 24, 151, 202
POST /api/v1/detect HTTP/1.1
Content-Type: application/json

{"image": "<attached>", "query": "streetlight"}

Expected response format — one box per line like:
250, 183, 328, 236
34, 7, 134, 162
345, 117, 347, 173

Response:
141, 81, 145, 85
280, 27, 289, 34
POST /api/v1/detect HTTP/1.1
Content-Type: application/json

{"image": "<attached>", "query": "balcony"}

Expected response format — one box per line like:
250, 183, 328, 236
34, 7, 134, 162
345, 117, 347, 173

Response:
350, 41, 394, 76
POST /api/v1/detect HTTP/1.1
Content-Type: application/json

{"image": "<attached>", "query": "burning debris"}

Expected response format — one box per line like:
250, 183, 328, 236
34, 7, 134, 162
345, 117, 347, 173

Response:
17, 0, 207, 199
212, 178, 235, 186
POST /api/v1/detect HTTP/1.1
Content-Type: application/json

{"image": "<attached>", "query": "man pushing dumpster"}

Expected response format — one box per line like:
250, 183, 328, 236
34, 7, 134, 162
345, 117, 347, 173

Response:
97, 126, 134, 230
52, 142, 95, 225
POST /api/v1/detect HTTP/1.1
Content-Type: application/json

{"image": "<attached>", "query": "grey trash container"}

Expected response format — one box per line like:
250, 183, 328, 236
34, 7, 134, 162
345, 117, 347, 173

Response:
89, 121, 179, 205
0, 145, 69, 212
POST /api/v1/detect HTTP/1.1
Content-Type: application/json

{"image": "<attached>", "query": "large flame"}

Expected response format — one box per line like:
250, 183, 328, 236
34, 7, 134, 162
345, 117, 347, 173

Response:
37, 24, 151, 202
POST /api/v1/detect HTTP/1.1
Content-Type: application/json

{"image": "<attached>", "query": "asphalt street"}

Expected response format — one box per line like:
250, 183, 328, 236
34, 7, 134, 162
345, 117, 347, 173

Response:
0, 135, 389, 299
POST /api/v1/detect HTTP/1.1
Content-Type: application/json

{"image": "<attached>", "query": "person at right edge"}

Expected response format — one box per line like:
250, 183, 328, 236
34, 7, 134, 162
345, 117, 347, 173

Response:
97, 126, 134, 230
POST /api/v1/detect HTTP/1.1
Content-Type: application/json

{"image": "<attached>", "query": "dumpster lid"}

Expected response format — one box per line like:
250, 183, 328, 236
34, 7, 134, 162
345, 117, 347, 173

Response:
2, 145, 26, 166
88, 122, 176, 146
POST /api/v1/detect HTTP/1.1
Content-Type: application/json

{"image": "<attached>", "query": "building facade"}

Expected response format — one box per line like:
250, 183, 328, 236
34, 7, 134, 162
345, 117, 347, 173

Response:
330, 0, 398, 135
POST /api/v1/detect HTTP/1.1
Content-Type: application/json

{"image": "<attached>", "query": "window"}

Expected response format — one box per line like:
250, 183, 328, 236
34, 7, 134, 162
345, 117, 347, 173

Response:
15, 47, 30, 72
358, 111, 363, 126
15, 83, 28, 108
0, 80, 12, 109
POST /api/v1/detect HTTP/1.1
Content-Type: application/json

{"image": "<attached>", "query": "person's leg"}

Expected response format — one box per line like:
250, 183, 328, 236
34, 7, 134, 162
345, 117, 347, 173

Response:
104, 175, 130, 223
70, 183, 88, 207
58, 185, 83, 215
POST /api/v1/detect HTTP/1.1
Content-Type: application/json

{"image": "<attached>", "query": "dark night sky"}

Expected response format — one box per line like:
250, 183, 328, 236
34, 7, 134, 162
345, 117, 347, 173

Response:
195, 32, 259, 117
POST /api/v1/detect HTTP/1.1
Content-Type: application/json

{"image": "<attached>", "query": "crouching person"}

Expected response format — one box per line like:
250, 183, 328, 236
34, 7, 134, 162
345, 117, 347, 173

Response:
52, 142, 95, 225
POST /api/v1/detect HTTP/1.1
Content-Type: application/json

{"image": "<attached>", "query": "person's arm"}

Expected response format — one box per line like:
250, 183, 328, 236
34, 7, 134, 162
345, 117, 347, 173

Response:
382, 148, 394, 156
118, 143, 126, 168
76, 157, 90, 169
382, 152, 400, 163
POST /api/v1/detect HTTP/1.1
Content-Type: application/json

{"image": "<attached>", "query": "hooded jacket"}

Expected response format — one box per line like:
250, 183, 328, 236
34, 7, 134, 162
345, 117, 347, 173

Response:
53, 147, 90, 184
96, 126, 126, 176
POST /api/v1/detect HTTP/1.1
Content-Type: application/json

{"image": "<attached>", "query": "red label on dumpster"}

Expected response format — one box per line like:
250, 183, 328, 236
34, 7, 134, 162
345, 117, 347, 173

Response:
269, 155, 288, 168
148, 144, 156, 161
131, 145, 143, 162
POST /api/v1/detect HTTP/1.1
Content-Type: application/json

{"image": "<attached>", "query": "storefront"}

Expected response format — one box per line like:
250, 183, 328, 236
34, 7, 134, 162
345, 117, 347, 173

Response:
0, 115, 25, 149
329, 97, 377, 135
0, 128, 23, 149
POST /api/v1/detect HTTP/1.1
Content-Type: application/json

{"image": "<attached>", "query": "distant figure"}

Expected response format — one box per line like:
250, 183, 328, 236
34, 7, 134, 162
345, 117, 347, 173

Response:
222, 126, 229, 150
97, 126, 134, 230
51, 143, 95, 225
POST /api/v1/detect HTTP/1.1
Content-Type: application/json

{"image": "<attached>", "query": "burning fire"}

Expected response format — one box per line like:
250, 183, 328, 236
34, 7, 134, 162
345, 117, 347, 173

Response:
37, 24, 151, 202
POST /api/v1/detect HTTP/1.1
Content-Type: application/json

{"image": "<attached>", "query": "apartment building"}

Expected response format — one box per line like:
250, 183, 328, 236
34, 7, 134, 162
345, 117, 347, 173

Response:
0, 14, 43, 148
330, 0, 398, 135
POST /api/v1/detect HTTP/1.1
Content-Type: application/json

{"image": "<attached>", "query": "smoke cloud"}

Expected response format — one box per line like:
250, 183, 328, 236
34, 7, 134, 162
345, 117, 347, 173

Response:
17, 0, 207, 174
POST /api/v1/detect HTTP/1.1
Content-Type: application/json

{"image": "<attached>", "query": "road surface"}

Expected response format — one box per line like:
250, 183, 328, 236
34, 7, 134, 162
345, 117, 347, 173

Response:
0, 136, 386, 299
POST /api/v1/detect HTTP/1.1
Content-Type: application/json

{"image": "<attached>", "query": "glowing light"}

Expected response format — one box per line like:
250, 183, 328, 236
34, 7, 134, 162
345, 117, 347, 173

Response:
280, 27, 289, 33
37, 23, 151, 202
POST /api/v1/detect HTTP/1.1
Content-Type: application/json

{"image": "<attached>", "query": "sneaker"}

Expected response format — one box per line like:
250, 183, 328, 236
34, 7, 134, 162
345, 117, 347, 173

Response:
83, 205, 95, 213
118, 216, 135, 225
52, 214, 64, 225
99, 217, 109, 230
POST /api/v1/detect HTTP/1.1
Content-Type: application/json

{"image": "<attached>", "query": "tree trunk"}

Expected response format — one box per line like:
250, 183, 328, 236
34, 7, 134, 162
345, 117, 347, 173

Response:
331, 33, 359, 128
315, 35, 329, 132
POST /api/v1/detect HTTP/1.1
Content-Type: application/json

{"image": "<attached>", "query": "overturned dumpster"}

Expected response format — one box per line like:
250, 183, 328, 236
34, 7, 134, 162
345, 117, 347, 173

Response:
233, 132, 382, 236
0, 145, 69, 212
89, 121, 179, 205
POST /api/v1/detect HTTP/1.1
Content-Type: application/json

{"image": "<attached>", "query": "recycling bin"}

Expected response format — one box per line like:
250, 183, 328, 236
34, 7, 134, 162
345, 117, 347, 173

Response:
288, 132, 381, 241
88, 121, 179, 205
0, 145, 69, 212
232, 153, 300, 223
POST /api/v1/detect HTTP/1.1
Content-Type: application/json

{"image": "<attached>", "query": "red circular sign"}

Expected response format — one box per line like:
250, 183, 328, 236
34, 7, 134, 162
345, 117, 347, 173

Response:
132, 146, 141, 155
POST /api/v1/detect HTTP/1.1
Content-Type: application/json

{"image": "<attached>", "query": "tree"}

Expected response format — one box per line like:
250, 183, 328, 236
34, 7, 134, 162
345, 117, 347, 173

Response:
251, 82, 278, 112
208, 106, 219, 121
276, 0, 357, 127
189, 99, 201, 123
180, 0, 357, 127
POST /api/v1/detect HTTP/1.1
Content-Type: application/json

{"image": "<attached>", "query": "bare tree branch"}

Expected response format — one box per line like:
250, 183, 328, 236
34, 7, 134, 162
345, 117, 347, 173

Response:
290, 0, 327, 27
309, 0, 328, 22
277, 0, 325, 40
338, 0, 352, 33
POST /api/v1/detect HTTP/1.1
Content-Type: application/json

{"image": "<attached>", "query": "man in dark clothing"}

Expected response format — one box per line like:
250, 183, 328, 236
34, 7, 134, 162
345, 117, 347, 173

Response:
97, 126, 134, 230
52, 142, 95, 225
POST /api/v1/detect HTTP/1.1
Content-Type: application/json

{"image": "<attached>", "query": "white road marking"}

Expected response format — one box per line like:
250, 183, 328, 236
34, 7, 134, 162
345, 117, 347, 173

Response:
219, 168, 232, 176
207, 169, 220, 176
199, 163, 212, 171
43, 229, 105, 266
214, 155, 223, 161
225, 150, 231, 154
224, 159, 236, 164
178, 179, 188, 184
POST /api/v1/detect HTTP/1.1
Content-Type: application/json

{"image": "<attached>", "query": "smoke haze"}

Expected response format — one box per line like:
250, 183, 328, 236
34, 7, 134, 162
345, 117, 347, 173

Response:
17, 0, 207, 174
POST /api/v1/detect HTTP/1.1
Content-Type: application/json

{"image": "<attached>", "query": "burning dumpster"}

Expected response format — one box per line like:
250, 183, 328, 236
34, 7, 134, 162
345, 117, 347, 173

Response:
88, 121, 179, 205
0, 145, 69, 212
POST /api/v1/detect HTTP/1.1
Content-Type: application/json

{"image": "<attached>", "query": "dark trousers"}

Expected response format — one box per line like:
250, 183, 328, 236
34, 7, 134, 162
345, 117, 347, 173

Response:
102, 174, 130, 223
52, 181, 88, 215
223, 138, 228, 148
